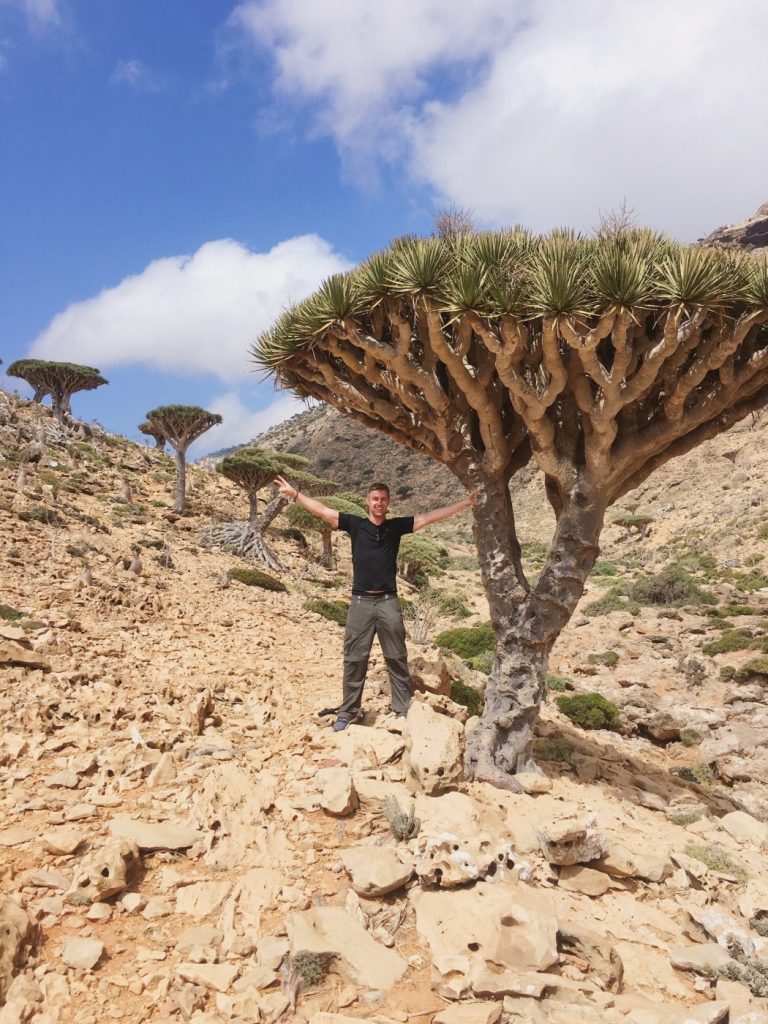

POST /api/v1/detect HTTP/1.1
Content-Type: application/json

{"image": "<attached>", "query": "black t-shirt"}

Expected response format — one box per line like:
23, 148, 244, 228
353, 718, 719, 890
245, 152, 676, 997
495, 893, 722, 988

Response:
337, 513, 414, 595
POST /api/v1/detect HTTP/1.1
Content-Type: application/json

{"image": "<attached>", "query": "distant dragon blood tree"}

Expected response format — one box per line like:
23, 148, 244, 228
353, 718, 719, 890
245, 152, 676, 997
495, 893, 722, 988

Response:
287, 493, 364, 567
211, 447, 337, 570
8, 359, 107, 422
145, 405, 222, 513
253, 229, 768, 791
138, 420, 167, 449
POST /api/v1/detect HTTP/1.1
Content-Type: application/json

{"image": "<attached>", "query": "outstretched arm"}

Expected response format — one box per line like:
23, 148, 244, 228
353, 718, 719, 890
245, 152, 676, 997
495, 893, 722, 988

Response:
274, 475, 340, 528
413, 489, 477, 532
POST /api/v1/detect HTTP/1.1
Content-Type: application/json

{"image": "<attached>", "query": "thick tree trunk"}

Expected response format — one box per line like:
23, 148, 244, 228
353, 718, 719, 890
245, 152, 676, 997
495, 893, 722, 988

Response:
320, 530, 334, 568
465, 480, 605, 791
51, 393, 65, 423
247, 493, 259, 530
237, 492, 288, 572
173, 449, 187, 513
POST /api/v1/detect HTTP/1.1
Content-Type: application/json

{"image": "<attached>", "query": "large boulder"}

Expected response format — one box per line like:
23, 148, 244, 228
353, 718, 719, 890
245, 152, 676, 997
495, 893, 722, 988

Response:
64, 839, 141, 905
0, 897, 36, 1002
405, 700, 464, 795
339, 846, 413, 897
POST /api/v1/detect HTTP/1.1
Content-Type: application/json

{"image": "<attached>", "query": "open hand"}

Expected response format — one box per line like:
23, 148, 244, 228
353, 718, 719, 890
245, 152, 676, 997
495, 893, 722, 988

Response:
274, 474, 296, 500
466, 488, 479, 507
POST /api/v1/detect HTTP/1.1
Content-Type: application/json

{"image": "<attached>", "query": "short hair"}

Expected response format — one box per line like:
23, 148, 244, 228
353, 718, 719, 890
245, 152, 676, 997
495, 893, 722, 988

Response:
367, 482, 390, 495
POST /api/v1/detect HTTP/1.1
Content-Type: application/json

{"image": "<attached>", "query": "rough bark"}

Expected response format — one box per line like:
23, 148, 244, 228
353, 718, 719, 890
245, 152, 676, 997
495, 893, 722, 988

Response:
320, 530, 334, 568
247, 493, 259, 530
465, 480, 605, 790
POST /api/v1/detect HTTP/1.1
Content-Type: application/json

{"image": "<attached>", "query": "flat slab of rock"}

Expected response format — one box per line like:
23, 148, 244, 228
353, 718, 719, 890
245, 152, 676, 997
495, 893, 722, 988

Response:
175, 881, 231, 918
62, 938, 104, 970
515, 772, 552, 794
41, 829, 85, 855
0, 827, 34, 847
433, 1003, 502, 1024
287, 906, 407, 990
0, 641, 50, 671
558, 864, 611, 897
176, 962, 239, 992
593, 844, 671, 882
109, 816, 203, 851
720, 810, 768, 846
340, 846, 413, 896
670, 944, 733, 973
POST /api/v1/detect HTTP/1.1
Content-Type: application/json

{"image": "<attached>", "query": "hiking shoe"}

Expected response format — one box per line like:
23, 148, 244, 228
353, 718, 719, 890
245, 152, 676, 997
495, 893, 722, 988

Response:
332, 717, 350, 732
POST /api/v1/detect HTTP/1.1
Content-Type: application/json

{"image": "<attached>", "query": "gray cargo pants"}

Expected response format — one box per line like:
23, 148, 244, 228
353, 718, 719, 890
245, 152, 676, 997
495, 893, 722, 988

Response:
337, 593, 412, 721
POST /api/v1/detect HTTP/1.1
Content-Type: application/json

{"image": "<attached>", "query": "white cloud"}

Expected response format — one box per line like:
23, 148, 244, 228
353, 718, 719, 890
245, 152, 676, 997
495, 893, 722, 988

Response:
189, 390, 308, 456
30, 235, 351, 380
0, 0, 62, 28
110, 58, 165, 91
233, 0, 768, 238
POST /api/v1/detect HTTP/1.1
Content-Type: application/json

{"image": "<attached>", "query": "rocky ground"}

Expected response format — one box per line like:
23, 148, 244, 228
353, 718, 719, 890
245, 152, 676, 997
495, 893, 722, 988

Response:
3, 388, 768, 1024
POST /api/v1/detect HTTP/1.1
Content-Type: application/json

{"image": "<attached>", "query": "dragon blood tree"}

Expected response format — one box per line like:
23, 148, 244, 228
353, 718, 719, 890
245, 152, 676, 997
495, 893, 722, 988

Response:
8, 359, 107, 422
286, 493, 364, 567
253, 229, 768, 791
138, 420, 167, 449
145, 405, 222, 513
209, 448, 337, 570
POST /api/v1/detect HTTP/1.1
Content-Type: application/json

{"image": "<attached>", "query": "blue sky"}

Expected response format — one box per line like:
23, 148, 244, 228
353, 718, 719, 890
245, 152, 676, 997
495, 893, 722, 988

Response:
2, 0, 767, 454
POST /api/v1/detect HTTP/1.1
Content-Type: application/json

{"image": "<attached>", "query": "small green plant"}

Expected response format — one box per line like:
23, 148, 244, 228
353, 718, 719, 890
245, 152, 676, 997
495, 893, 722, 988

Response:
533, 738, 573, 763
613, 513, 654, 530
590, 560, 619, 577
676, 551, 718, 576
439, 594, 472, 619
468, 649, 493, 674
435, 623, 495, 660
228, 567, 286, 592
719, 665, 737, 681
304, 598, 349, 625
583, 586, 640, 616
290, 951, 333, 987
546, 674, 571, 693
684, 843, 749, 884
450, 678, 484, 717
712, 938, 768, 996
0, 604, 23, 621
382, 796, 420, 840
18, 507, 64, 526
702, 629, 754, 656
667, 810, 701, 826
397, 535, 449, 586
680, 730, 702, 747
750, 915, 768, 938
710, 603, 757, 618
587, 650, 620, 668
521, 541, 548, 564
630, 565, 716, 607
735, 657, 768, 682
673, 763, 717, 787
555, 693, 619, 731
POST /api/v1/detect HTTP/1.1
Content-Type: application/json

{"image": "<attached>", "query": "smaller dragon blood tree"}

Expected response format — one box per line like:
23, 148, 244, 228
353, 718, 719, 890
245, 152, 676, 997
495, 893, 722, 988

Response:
8, 359, 108, 422
145, 405, 222, 513
286, 493, 363, 567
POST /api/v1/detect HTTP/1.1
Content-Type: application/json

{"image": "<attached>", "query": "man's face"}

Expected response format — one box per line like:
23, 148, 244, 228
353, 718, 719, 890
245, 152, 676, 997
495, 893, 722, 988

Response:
366, 488, 390, 518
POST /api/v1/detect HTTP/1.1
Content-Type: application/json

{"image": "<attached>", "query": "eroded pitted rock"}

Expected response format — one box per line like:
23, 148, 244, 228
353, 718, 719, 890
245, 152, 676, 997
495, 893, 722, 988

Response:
537, 813, 609, 866
64, 839, 140, 905
0, 896, 37, 1002
405, 700, 464, 795
415, 833, 515, 888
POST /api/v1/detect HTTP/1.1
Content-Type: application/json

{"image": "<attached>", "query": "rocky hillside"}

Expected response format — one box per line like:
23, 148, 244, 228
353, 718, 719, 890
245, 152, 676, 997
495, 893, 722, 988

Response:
3, 384, 768, 1024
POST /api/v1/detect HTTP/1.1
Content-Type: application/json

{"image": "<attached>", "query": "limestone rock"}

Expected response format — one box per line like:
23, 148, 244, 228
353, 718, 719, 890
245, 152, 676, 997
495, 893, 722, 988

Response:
175, 881, 231, 919
0, 897, 36, 1002
62, 938, 104, 970
175, 926, 223, 955
41, 828, 85, 855
669, 944, 733, 973
405, 700, 464, 795
409, 655, 453, 697
719, 810, 768, 846
319, 767, 359, 817
411, 880, 558, 999
558, 864, 611, 897
415, 834, 515, 888
64, 839, 140, 905
339, 846, 413, 897
515, 772, 552, 794
109, 816, 203, 851
433, 1003, 502, 1024
0, 641, 50, 671
287, 906, 407, 990
557, 924, 623, 992
537, 813, 609, 865
592, 844, 672, 882
176, 962, 239, 992
330, 726, 405, 768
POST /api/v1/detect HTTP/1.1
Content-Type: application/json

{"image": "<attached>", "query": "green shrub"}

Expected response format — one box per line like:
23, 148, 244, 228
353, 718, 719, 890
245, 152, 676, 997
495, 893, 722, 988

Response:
630, 565, 716, 607
546, 674, 571, 693
702, 629, 754, 656
719, 665, 737, 681
290, 952, 330, 987
583, 587, 640, 616
521, 541, 548, 564
735, 657, 768, 682
534, 738, 573, 763
710, 604, 757, 618
18, 507, 64, 526
667, 810, 701, 826
590, 560, 619, 577
398, 535, 449, 586
304, 598, 349, 625
439, 595, 472, 619
555, 693, 619, 731
435, 623, 495, 660
0, 604, 23, 621
469, 650, 493, 674
684, 843, 749, 884
450, 679, 484, 717
676, 551, 717, 576
673, 763, 716, 786
613, 513, 654, 529
724, 568, 768, 592
228, 567, 286, 592
587, 650, 620, 668
757, 522, 768, 541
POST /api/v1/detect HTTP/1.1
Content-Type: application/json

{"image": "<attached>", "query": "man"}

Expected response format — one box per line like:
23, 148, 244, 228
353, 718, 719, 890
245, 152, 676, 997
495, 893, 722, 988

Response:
275, 475, 477, 731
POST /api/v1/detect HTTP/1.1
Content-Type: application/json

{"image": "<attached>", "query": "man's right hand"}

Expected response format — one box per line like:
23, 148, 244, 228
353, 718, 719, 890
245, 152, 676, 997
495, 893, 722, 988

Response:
274, 474, 297, 501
